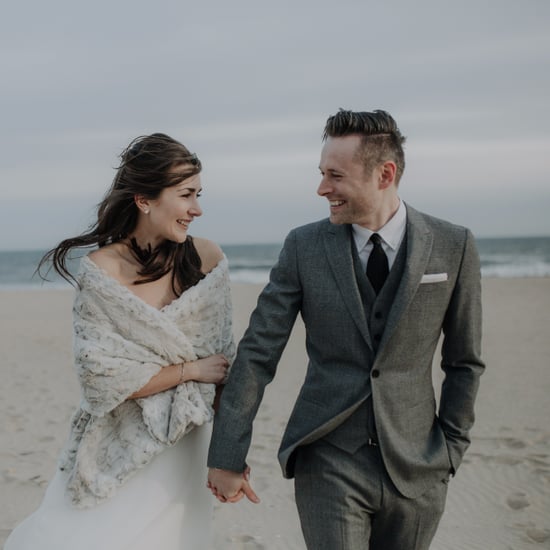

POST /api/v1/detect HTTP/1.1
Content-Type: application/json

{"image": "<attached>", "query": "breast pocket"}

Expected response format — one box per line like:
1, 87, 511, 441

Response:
403, 281, 452, 334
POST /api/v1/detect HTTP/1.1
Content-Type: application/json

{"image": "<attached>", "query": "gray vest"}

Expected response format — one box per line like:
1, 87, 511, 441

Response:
322, 232, 408, 454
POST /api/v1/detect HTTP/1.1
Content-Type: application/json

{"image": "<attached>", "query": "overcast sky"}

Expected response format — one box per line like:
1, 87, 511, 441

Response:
1, 0, 549, 250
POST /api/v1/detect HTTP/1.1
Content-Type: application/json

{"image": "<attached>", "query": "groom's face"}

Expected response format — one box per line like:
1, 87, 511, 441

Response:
317, 135, 384, 227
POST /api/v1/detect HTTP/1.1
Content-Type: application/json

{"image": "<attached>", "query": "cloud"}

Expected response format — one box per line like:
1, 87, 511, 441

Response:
1, 0, 549, 248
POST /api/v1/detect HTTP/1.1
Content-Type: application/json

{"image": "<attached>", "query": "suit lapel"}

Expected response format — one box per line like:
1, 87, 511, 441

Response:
378, 205, 433, 354
323, 223, 373, 351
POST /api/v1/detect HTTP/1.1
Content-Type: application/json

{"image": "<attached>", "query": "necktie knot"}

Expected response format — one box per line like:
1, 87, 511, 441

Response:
370, 233, 382, 246
367, 233, 389, 294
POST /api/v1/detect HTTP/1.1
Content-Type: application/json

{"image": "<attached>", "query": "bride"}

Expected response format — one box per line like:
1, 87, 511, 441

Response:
4, 133, 235, 549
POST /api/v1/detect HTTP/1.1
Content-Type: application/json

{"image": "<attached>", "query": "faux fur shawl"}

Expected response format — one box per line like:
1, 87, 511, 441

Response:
58, 255, 235, 508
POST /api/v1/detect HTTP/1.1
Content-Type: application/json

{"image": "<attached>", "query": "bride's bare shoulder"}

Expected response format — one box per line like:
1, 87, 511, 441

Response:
87, 244, 125, 276
192, 237, 224, 274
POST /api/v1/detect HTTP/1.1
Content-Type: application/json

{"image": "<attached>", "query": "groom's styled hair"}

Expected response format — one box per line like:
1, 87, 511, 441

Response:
323, 109, 407, 184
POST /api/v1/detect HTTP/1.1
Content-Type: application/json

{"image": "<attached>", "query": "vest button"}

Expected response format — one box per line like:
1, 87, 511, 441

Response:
374, 334, 381, 341
374, 311, 383, 319
371, 369, 380, 378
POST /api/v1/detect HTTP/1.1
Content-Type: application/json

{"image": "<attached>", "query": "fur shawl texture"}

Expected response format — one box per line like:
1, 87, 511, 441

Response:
58, 255, 235, 508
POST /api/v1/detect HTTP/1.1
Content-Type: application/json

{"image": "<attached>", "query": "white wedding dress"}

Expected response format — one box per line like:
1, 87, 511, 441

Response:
4, 423, 213, 550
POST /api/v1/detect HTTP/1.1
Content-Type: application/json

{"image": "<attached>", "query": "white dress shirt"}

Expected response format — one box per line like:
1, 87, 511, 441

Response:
352, 200, 407, 272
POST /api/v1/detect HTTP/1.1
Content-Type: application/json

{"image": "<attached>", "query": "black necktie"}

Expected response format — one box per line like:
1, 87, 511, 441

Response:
367, 233, 389, 294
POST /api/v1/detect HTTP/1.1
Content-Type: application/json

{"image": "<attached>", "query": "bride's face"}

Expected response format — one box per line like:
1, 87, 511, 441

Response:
137, 169, 203, 246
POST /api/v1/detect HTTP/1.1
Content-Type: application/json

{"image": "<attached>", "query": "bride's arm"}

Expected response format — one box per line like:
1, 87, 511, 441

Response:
129, 354, 229, 399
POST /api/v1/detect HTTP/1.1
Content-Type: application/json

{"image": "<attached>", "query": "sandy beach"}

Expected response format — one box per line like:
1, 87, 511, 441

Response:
1, 278, 549, 549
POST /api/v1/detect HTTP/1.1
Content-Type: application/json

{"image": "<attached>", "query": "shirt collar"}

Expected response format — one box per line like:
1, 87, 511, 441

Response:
352, 199, 407, 251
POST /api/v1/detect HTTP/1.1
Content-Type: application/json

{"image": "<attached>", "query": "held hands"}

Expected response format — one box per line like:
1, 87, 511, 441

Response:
207, 467, 260, 504
184, 354, 229, 385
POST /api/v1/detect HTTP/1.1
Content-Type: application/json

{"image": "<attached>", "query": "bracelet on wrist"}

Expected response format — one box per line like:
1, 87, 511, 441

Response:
178, 362, 186, 384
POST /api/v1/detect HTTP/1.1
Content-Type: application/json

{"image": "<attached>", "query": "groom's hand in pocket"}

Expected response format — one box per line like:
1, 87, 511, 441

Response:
207, 467, 260, 504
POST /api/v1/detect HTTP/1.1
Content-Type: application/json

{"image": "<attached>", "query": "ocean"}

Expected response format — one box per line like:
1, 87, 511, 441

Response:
0, 237, 549, 290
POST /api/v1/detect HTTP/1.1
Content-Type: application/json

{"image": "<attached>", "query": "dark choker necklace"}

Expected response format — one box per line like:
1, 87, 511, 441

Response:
128, 237, 155, 265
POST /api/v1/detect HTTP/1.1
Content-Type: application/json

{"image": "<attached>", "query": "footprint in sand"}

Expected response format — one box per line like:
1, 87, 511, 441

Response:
526, 527, 550, 544
506, 491, 530, 510
229, 534, 266, 549
527, 454, 550, 468
494, 455, 522, 466
504, 438, 527, 449
534, 468, 550, 483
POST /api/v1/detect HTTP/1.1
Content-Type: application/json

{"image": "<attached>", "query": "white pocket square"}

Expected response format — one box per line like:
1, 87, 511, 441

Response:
420, 273, 448, 284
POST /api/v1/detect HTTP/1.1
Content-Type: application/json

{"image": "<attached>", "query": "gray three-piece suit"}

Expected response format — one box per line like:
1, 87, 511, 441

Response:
208, 203, 485, 548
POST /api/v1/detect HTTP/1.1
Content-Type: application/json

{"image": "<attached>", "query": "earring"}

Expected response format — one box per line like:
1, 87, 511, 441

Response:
143, 209, 150, 214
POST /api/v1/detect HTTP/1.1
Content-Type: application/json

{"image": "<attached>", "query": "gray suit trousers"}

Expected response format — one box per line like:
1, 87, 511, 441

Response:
294, 440, 449, 550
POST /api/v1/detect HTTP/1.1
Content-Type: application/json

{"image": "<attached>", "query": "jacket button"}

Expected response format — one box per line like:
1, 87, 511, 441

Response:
371, 369, 380, 378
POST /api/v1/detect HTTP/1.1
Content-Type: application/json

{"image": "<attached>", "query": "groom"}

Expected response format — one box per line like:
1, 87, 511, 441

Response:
207, 109, 485, 549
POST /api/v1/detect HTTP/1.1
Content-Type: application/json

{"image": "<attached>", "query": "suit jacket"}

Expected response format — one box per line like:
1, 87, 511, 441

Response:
208, 203, 485, 498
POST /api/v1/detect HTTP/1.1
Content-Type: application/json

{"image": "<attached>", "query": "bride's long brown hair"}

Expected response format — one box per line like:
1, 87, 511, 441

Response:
38, 133, 205, 294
